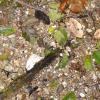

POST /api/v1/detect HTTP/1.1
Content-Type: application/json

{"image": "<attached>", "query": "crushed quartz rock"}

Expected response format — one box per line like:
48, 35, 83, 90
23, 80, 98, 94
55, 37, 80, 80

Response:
26, 54, 43, 71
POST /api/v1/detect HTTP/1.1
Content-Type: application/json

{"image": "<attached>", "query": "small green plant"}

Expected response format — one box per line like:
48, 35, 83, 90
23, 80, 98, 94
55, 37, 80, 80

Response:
92, 50, 100, 64
54, 28, 68, 46
0, 53, 9, 61
48, 2, 64, 21
0, 26, 16, 36
49, 80, 59, 90
62, 91, 77, 100
84, 55, 93, 70
22, 32, 37, 44
58, 53, 68, 68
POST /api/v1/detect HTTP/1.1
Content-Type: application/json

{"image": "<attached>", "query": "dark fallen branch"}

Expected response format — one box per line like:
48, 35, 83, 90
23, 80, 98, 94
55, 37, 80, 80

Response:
0, 48, 62, 100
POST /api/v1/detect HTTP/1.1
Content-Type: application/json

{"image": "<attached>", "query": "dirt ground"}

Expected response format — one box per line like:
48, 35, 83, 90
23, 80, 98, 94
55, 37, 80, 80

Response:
0, 0, 100, 100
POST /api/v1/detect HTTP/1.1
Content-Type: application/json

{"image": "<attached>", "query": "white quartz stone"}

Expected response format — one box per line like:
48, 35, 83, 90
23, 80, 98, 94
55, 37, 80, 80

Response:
26, 54, 43, 71
79, 93, 85, 97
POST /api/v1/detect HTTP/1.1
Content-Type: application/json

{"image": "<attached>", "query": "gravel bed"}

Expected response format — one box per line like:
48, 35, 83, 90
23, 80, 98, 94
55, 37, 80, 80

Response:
0, 0, 100, 100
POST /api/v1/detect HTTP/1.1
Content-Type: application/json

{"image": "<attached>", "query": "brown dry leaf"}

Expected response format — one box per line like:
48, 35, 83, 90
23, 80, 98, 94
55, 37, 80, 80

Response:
94, 29, 100, 40
59, 0, 88, 13
69, 0, 88, 13
0, 11, 8, 25
69, 3, 83, 13
66, 18, 84, 38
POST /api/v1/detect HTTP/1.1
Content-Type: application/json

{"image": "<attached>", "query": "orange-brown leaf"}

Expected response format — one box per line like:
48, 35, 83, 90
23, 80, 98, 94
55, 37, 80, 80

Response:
59, 0, 68, 12
59, 0, 88, 13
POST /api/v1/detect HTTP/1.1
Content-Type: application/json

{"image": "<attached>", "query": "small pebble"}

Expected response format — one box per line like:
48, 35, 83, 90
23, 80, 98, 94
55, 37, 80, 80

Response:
66, 46, 71, 52
64, 73, 68, 76
85, 87, 88, 93
86, 29, 92, 33
43, 88, 49, 94
25, 8, 29, 15
56, 84, 64, 94
79, 93, 85, 97
62, 81, 67, 88
0, 82, 4, 90
50, 42, 56, 48
58, 73, 63, 77
60, 53, 63, 57
53, 70, 56, 74
92, 73, 97, 82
